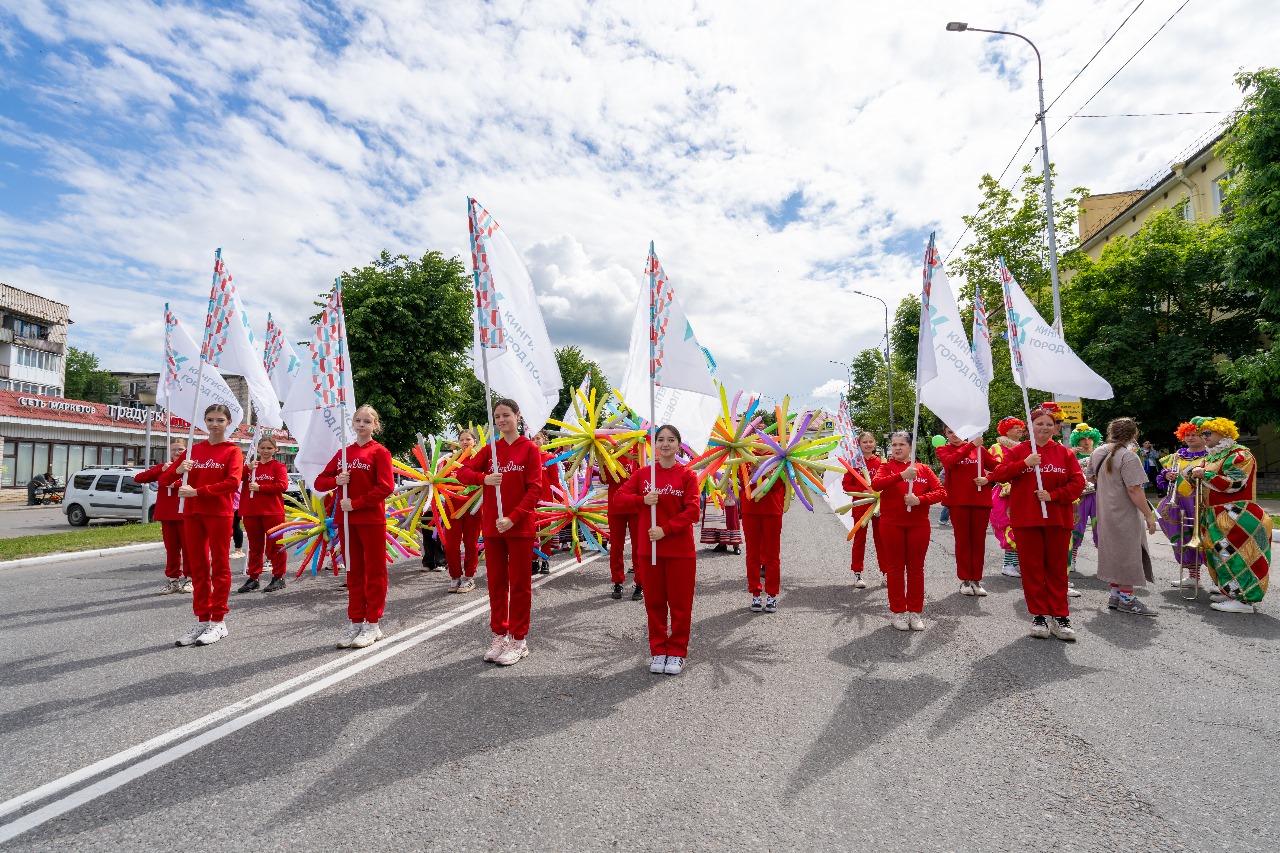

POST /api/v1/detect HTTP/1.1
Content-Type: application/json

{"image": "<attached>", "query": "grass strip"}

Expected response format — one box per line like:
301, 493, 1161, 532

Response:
0, 523, 164, 562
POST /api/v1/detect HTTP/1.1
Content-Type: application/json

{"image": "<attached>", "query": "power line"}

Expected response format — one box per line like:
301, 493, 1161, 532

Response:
1045, 0, 1146, 113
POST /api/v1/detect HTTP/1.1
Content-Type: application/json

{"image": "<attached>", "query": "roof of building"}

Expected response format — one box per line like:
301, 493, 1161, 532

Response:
0, 284, 71, 325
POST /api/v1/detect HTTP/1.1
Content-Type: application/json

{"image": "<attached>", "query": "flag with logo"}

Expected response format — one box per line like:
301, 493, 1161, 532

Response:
917, 235, 990, 439
467, 198, 563, 434
971, 284, 994, 387
281, 279, 355, 488
200, 251, 284, 428
157, 303, 245, 433
998, 258, 1113, 400
263, 312, 301, 403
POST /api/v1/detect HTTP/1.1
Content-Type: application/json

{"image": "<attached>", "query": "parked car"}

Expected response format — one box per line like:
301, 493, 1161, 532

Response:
63, 466, 159, 526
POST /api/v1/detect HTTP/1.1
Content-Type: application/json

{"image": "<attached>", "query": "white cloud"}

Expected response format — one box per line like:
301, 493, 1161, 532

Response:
0, 0, 1272, 405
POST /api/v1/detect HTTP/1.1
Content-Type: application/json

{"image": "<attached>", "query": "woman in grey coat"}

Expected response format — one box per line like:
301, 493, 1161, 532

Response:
1089, 418, 1159, 616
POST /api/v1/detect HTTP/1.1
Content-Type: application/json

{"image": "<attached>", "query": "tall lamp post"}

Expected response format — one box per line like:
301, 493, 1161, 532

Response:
946, 21, 1063, 335
849, 289, 894, 433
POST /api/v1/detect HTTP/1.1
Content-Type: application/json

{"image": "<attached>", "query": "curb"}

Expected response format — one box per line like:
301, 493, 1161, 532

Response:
0, 542, 165, 571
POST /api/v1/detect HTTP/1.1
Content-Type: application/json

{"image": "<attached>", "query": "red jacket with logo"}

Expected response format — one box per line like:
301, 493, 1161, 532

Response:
935, 441, 1000, 508
872, 460, 946, 527
315, 441, 395, 526
160, 441, 243, 517
615, 461, 701, 558
456, 436, 544, 538
842, 454, 881, 494
239, 458, 289, 517
134, 456, 184, 522
988, 440, 1085, 529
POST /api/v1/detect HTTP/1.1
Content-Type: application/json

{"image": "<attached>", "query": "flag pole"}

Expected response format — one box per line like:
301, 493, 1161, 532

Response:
469, 198, 503, 518
178, 249, 221, 513
333, 276, 352, 570
141, 406, 154, 523
1000, 257, 1049, 519
907, 233, 937, 513
648, 241, 658, 566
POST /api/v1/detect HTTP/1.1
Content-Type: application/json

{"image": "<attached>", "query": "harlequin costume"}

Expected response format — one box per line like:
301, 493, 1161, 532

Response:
1193, 417, 1271, 612
989, 417, 1025, 574
1068, 423, 1102, 569
1155, 422, 1208, 582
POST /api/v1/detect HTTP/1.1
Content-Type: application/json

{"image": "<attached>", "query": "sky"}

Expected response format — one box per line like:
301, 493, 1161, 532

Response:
0, 0, 1272, 412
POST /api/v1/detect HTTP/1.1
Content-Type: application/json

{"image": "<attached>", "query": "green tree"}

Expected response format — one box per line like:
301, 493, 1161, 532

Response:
552, 345, 610, 424
64, 346, 118, 402
326, 250, 474, 454
450, 372, 497, 436
845, 347, 914, 443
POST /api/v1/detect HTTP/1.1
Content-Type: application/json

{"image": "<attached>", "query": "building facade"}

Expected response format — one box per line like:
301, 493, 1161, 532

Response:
0, 284, 71, 398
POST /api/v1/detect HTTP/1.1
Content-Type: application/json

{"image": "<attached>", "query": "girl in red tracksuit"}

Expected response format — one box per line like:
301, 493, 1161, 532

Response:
167, 404, 243, 647
988, 407, 1086, 641
237, 434, 290, 594
936, 426, 1000, 597
456, 398, 543, 667
741, 468, 786, 613
846, 432, 884, 589
316, 405, 396, 651
602, 451, 642, 601
443, 430, 482, 594
871, 431, 946, 631
616, 424, 701, 676
134, 437, 190, 595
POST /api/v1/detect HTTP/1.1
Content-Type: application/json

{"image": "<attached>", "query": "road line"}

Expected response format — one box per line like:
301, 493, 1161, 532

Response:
0, 553, 601, 840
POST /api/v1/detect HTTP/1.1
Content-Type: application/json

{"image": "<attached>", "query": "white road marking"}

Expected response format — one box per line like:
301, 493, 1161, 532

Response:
0, 553, 602, 842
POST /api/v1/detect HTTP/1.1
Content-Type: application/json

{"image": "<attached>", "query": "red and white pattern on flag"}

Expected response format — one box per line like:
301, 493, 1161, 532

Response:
164, 306, 183, 395
468, 199, 506, 350
836, 398, 866, 470
263, 315, 285, 376
647, 250, 676, 382
998, 259, 1025, 372
972, 286, 991, 346
922, 237, 940, 309
310, 286, 348, 409
201, 256, 237, 365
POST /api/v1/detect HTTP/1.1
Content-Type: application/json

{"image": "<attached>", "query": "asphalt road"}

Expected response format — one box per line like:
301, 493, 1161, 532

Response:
0, 506, 130, 538
1, 502, 1276, 851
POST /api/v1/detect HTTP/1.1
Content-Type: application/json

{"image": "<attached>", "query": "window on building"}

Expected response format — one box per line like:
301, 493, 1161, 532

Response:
1177, 197, 1192, 221
1, 443, 13, 487
14, 319, 49, 340
1214, 170, 1237, 218
15, 442, 32, 486
51, 444, 68, 484
68, 445, 84, 475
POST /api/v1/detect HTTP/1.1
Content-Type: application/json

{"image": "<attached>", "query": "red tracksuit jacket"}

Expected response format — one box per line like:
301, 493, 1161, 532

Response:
315, 441, 395, 526
987, 440, 1085, 529
936, 441, 999, 508
842, 454, 882, 494
135, 457, 184, 522
615, 461, 701, 558
161, 441, 243, 517
456, 436, 543, 538
741, 475, 786, 516
872, 460, 946, 527
239, 458, 289, 516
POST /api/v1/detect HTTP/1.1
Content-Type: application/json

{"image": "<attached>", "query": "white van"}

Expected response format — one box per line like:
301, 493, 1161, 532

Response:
63, 466, 158, 526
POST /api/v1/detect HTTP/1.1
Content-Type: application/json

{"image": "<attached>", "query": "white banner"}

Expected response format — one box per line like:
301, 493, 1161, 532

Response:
204, 253, 284, 428
263, 312, 301, 403
919, 248, 990, 439
159, 306, 245, 434
281, 285, 355, 489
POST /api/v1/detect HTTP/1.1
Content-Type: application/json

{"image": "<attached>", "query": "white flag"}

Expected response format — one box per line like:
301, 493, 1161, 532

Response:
468, 198, 563, 434
971, 284, 994, 387
203, 252, 284, 428
159, 304, 245, 434
263, 312, 301, 403
999, 258, 1113, 400
281, 281, 355, 489
918, 240, 990, 439
647, 384, 720, 455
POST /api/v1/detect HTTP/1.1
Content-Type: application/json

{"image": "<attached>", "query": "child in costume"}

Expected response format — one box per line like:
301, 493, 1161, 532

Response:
1068, 423, 1101, 570
989, 417, 1026, 578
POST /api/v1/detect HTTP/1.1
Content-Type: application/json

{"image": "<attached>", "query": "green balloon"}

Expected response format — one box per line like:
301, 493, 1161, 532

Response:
931, 435, 946, 448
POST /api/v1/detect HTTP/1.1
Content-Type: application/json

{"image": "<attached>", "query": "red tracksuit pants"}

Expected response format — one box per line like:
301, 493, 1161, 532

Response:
644, 555, 696, 657
878, 523, 930, 613
160, 519, 189, 579
244, 514, 287, 578
608, 512, 640, 584
950, 505, 992, 582
742, 514, 783, 596
1013, 525, 1072, 618
443, 512, 482, 579
850, 516, 883, 572
485, 536, 534, 640
343, 522, 389, 623
183, 515, 233, 622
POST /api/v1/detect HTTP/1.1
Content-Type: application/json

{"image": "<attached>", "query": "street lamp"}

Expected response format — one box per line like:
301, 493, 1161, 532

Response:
829, 359, 853, 391
849, 289, 894, 433
946, 21, 1063, 334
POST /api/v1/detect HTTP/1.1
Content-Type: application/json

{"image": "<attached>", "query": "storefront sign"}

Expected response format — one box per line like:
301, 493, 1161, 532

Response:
106, 405, 165, 424
18, 397, 98, 414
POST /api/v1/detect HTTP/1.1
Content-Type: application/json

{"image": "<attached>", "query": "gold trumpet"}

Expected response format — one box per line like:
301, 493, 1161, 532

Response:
1179, 473, 1203, 600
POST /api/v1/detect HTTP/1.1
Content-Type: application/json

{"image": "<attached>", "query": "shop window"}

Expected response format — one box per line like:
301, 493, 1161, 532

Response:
16, 442, 32, 485
1, 444, 13, 487
33, 442, 49, 479
111, 447, 124, 465
51, 444, 68, 483
68, 445, 84, 475
83, 447, 98, 467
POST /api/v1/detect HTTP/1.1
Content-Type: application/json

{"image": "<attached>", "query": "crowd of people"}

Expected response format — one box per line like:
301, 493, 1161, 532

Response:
137, 399, 1272, 675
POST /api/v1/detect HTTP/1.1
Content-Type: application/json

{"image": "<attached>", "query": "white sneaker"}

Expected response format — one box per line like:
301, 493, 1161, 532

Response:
1049, 617, 1077, 642
483, 633, 510, 662
1205, 583, 1221, 595
908, 613, 925, 631
159, 578, 182, 595
1066, 583, 1082, 598
663, 655, 685, 675
177, 578, 194, 594
447, 577, 461, 593
972, 582, 988, 597
351, 623, 384, 648
1210, 599, 1257, 614
960, 581, 975, 596
195, 621, 228, 645
336, 622, 363, 648
892, 613, 909, 631
649, 654, 667, 674
1029, 615, 1051, 639
458, 578, 477, 594
230, 549, 245, 559
1170, 577, 1198, 589
853, 573, 867, 589
495, 639, 528, 666
175, 622, 208, 647
1001, 565, 1021, 578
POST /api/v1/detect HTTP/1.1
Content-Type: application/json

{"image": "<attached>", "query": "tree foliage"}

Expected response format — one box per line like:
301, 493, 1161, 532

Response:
64, 346, 118, 403
552, 345, 610, 424
329, 250, 474, 454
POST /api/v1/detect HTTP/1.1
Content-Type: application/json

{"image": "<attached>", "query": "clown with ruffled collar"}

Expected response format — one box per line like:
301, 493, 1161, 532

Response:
1156, 422, 1211, 590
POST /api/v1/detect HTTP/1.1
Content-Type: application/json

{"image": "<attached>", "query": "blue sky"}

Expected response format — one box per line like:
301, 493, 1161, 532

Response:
0, 0, 1274, 408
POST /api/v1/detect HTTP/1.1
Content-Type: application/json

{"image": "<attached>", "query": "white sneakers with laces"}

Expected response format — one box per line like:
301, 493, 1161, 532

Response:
336, 622, 363, 649
649, 654, 667, 674
663, 656, 685, 675
495, 639, 528, 666
972, 582, 988, 597
484, 633, 510, 662
853, 573, 867, 589
892, 613, 909, 631
960, 581, 975, 596
178, 578, 193, 593
175, 623, 208, 647
195, 622, 227, 646
159, 578, 182, 595
908, 613, 925, 631
351, 623, 383, 648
